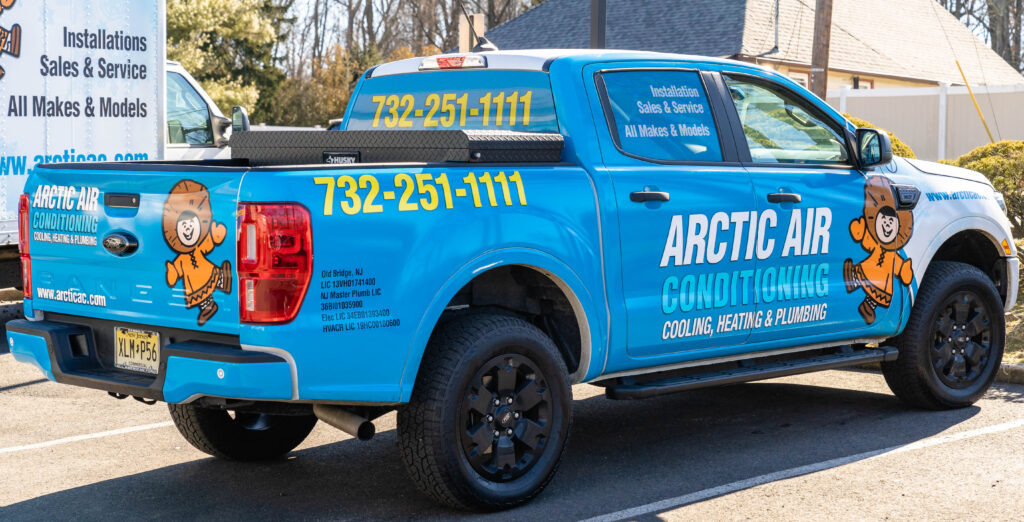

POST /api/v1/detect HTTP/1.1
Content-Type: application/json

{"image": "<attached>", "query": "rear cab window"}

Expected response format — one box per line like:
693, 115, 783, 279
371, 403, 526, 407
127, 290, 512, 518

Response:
597, 69, 723, 162
344, 69, 559, 132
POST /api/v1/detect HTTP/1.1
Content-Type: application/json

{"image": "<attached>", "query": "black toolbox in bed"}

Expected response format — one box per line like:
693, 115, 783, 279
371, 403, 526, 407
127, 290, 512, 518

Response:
229, 129, 564, 166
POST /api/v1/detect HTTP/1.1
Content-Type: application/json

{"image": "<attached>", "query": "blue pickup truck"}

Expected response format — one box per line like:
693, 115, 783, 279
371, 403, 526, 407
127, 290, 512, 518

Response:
8, 50, 1019, 510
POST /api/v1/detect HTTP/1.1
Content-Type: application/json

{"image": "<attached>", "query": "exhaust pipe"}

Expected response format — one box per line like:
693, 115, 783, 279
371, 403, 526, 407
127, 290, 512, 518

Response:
313, 404, 375, 441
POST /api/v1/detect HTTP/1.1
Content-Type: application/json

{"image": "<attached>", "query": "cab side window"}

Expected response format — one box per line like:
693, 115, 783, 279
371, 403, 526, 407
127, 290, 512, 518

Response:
166, 72, 214, 146
600, 70, 722, 162
724, 76, 848, 165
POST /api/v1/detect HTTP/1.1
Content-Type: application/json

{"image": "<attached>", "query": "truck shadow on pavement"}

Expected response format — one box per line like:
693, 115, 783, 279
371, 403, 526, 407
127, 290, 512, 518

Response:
7, 374, 999, 521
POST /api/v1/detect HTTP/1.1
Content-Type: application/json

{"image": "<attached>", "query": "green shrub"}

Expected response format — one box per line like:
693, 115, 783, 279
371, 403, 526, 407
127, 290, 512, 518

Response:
1018, 239, 1024, 305
842, 114, 916, 159
947, 141, 1024, 307
946, 140, 1024, 239
948, 140, 1024, 166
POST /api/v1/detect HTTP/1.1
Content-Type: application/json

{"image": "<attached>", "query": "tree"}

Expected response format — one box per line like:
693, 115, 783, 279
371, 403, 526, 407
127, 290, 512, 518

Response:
219, 0, 541, 125
984, 0, 1023, 70
261, 44, 377, 127
405, 0, 534, 51
167, 0, 294, 120
940, 0, 1024, 71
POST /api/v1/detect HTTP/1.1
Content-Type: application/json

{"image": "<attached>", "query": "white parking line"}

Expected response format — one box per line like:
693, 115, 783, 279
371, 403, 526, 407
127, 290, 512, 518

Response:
0, 421, 174, 455
581, 418, 1024, 522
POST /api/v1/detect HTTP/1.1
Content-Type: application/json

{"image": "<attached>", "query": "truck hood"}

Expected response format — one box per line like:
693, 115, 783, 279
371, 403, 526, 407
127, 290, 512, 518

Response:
903, 158, 993, 187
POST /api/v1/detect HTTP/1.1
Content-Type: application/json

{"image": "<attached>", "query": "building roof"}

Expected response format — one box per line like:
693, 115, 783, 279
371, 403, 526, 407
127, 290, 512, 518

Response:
485, 0, 748, 57
485, 0, 1024, 86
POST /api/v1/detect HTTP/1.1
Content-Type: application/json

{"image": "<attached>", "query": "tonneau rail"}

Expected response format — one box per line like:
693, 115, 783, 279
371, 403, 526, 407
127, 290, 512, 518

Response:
229, 129, 564, 166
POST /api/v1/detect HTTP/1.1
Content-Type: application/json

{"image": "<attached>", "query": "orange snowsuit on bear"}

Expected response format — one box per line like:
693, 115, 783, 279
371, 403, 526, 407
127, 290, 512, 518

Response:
166, 222, 227, 308
847, 217, 914, 308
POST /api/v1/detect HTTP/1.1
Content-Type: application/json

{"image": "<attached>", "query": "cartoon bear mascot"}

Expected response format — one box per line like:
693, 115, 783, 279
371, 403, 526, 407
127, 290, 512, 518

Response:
843, 176, 914, 324
163, 180, 232, 326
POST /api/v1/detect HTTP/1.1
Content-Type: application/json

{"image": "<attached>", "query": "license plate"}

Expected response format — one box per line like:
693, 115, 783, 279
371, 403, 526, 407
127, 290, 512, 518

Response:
114, 327, 160, 375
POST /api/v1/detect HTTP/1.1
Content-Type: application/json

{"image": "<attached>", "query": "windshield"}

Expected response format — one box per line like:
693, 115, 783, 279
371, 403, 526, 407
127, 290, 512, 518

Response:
344, 69, 558, 132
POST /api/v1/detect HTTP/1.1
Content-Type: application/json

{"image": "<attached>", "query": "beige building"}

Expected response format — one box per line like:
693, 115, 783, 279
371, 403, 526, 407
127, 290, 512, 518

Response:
740, 0, 1023, 90
486, 0, 1024, 90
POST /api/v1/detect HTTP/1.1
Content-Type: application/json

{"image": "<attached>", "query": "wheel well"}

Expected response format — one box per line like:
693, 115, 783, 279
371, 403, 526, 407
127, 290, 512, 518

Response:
929, 230, 1008, 302
439, 265, 584, 377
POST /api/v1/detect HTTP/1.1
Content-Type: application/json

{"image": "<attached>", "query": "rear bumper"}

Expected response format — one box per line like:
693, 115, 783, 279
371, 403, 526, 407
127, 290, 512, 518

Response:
6, 318, 293, 403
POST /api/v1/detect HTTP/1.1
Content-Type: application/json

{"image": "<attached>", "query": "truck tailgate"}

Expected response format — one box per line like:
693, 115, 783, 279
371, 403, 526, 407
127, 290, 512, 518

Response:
25, 164, 243, 335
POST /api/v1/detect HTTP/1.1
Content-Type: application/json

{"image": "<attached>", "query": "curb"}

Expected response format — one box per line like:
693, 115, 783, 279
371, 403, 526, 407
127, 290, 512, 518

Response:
856, 361, 1024, 385
997, 363, 1024, 385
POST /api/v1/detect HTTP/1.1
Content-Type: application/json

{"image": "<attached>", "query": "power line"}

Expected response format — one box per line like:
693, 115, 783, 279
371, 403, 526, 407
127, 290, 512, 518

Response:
930, 0, 1002, 141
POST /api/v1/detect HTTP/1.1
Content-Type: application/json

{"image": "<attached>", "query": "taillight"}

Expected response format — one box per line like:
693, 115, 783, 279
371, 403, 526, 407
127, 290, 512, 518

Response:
237, 203, 312, 323
18, 193, 31, 299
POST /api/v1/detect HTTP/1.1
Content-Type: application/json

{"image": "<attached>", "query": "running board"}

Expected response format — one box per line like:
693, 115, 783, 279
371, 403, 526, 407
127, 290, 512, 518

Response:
604, 346, 899, 400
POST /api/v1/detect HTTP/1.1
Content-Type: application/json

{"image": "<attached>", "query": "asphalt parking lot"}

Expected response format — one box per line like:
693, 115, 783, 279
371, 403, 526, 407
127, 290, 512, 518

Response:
3, 349, 1024, 521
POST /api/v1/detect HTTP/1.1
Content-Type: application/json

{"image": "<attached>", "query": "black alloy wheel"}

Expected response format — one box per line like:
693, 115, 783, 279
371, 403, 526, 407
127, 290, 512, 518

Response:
931, 291, 993, 389
459, 353, 553, 482
397, 313, 572, 510
882, 261, 1005, 409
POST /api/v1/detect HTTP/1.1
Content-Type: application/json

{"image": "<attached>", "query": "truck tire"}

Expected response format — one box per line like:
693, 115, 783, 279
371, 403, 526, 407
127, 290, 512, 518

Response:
168, 403, 317, 461
882, 261, 1005, 409
397, 313, 572, 511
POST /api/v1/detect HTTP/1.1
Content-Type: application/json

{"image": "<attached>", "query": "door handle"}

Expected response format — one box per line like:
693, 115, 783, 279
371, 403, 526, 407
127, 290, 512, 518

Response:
104, 193, 141, 209
766, 192, 801, 204
630, 191, 670, 203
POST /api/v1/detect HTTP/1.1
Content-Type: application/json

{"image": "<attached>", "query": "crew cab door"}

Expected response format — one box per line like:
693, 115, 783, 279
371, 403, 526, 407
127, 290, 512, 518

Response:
589, 66, 758, 358
719, 73, 903, 344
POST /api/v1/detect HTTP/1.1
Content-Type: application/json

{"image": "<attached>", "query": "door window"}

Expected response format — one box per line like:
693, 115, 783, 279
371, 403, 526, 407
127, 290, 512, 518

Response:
599, 70, 722, 162
166, 72, 213, 145
724, 76, 848, 165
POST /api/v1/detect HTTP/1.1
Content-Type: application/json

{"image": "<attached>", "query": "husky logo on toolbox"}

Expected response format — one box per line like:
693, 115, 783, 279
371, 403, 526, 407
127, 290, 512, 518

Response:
843, 176, 915, 324
162, 180, 232, 326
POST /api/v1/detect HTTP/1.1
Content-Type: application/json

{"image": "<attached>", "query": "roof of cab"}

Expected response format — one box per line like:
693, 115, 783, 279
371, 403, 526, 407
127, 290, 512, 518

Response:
366, 49, 769, 78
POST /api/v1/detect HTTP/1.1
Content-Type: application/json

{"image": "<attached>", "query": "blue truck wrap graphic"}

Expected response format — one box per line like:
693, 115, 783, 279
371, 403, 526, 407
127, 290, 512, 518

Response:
9, 51, 1018, 404
21, 168, 241, 334
7, 49, 1018, 510
843, 175, 915, 325
162, 180, 233, 326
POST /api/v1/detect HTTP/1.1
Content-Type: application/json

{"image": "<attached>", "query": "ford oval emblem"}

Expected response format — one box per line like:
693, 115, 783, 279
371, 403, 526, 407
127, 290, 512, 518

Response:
102, 233, 138, 256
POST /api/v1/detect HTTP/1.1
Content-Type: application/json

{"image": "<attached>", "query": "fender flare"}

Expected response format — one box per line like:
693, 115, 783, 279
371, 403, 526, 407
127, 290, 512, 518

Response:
397, 248, 606, 402
917, 215, 1011, 278
899, 215, 1014, 330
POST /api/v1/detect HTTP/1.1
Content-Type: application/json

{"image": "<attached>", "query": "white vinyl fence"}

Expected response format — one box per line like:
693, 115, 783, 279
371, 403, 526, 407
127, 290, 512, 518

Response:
827, 84, 1024, 162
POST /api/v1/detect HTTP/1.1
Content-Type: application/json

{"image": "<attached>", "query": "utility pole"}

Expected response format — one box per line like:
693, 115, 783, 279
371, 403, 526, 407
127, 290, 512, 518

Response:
591, 0, 606, 49
458, 13, 485, 52
809, 0, 832, 98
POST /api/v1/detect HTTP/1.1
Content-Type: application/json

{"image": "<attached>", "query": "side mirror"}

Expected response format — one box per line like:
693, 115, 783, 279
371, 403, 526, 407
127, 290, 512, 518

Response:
856, 128, 893, 168
232, 106, 251, 133
211, 115, 232, 147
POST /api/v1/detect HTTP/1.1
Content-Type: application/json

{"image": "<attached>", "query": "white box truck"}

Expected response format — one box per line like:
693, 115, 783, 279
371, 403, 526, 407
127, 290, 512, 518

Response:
0, 0, 245, 288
